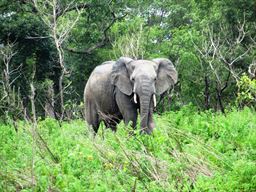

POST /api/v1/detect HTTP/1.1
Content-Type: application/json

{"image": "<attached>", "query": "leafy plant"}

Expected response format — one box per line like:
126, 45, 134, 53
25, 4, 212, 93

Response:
237, 74, 256, 108
1, 107, 255, 191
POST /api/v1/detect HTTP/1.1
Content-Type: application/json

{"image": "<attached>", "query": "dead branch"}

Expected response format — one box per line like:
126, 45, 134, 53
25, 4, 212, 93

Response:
56, 2, 91, 19
248, 61, 256, 79
236, 12, 247, 44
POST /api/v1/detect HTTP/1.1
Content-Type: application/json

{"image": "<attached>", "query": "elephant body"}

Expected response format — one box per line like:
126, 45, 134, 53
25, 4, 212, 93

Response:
84, 57, 177, 134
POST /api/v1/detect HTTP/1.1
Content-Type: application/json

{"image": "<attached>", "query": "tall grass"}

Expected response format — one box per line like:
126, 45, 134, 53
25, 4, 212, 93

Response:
0, 106, 255, 191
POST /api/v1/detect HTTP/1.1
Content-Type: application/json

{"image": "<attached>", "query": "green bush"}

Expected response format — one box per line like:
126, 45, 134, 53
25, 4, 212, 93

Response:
237, 75, 256, 108
0, 107, 255, 191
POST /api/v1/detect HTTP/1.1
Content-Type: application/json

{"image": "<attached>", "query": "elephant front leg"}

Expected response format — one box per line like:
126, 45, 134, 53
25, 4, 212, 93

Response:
123, 110, 137, 129
115, 90, 138, 129
119, 103, 138, 129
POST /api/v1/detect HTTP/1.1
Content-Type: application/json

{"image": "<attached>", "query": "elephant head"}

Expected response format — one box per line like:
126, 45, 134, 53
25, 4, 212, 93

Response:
111, 57, 178, 133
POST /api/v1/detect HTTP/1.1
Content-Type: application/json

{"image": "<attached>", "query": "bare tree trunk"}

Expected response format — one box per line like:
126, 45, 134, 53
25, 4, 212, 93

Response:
29, 81, 37, 188
59, 70, 65, 120
215, 83, 225, 114
30, 82, 37, 132
204, 76, 210, 110
44, 82, 55, 118
51, 1, 66, 121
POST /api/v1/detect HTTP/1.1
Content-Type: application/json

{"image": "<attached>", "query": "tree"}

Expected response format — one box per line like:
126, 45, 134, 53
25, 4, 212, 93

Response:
32, 0, 82, 120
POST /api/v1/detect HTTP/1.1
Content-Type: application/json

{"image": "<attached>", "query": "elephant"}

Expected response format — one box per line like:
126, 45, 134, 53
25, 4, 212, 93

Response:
84, 57, 178, 134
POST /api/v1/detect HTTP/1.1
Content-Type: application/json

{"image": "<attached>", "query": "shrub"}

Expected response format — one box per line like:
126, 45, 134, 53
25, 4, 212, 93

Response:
0, 107, 255, 191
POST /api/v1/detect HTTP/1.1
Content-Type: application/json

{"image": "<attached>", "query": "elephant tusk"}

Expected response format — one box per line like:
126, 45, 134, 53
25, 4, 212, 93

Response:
153, 94, 157, 108
134, 93, 137, 104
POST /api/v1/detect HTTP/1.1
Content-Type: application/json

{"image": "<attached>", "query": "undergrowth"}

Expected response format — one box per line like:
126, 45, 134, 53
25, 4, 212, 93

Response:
0, 106, 255, 191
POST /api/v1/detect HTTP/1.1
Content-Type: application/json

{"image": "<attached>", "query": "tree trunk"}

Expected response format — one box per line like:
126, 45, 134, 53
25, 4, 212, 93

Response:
59, 70, 65, 120
204, 76, 210, 110
45, 82, 55, 118
216, 85, 225, 114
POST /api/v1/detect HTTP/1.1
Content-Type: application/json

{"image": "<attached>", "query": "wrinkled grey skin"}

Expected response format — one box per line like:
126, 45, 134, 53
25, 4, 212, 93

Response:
84, 57, 178, 134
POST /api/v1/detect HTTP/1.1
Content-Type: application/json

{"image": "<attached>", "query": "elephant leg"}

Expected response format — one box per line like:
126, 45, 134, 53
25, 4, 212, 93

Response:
86, 101, 100, 133
115, 90, 138, 129
104, 119, 119, 132
103, 115, 121, 132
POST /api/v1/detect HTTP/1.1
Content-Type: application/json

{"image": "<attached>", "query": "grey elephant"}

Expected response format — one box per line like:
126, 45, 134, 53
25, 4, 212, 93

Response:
84, 57, 178, 134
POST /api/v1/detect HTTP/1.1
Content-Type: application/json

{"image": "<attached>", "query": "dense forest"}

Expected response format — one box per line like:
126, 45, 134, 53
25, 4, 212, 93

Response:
0, 0, 256, 191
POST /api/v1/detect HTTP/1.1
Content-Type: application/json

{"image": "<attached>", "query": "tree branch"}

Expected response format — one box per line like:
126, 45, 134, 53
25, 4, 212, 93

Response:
65, 41, 107, 55
65, 12, 127, 55
56, 2, 92, 18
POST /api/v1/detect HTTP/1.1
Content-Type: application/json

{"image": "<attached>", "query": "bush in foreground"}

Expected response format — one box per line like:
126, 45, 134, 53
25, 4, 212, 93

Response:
0, 107, 256, 191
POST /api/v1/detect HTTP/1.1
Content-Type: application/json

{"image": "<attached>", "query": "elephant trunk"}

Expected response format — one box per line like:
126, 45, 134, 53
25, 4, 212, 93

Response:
138, 81, 154, 134
140, 95, 151, 134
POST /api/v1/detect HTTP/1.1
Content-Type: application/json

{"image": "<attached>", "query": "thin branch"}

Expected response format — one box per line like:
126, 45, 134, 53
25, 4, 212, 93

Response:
236, 12, 247, 44
25, 36, 50, 39
10, 74, 22, 86
56, 2, 92, 19
221, 70, 231, 93
65, 12, 127, 54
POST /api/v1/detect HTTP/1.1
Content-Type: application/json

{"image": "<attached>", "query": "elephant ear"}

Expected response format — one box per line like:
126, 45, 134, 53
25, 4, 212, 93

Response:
153, 58, 178, 95
111, 57, 134, 95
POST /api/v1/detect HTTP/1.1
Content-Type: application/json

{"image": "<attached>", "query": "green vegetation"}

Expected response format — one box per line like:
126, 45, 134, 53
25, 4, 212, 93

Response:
0, 1, 255, 191
1, 106, 255, 191
237, 75, 256, 108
